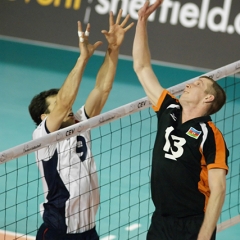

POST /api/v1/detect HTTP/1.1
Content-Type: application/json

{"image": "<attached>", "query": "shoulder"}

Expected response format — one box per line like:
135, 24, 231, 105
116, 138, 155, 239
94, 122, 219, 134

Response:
74, 106, 89, 122
33, 118, 48, 139
152, 90, 180, 118
204, 121, 224, 138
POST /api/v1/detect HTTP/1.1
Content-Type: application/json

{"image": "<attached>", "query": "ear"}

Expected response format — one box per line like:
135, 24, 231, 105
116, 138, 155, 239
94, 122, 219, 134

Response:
204, 94, 215, 103
40, 113, 47, 121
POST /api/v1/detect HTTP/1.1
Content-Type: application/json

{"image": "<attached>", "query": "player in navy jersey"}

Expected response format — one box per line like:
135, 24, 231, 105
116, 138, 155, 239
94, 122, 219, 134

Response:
28, 10, 134, 240
133, 1, 228, 239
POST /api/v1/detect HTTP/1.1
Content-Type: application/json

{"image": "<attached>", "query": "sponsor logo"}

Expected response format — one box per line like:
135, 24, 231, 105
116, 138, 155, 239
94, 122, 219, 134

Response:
0, 154, 7, 163
170, 113, 177, 121
129, 104, 134, 112
138, 101, 147, 108
208, 74, 214, 79
66, 128, 75, 136
99, 114, 115, 123
186, 127, 201, 139
95, 0, 240, 35
23, 143, 41, 152
22, 0, 240, 35
216, 70, 222, 79
25, 0, 82, 10
56, 132, 63, 141
77, 125, 83, 132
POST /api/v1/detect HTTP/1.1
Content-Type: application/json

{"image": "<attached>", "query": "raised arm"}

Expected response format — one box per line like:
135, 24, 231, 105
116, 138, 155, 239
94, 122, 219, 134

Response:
133, 0, 164, 106
45, 22, 102, 132
84, 9, 134, 118
197, 168, 226, 239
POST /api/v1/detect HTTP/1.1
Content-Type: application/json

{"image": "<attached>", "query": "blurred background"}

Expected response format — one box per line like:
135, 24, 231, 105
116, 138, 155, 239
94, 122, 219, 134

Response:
1, 0, 240, 239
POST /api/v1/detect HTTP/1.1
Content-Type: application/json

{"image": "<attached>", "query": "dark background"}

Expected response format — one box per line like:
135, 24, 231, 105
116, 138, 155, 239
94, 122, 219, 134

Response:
1, 0, 240, 69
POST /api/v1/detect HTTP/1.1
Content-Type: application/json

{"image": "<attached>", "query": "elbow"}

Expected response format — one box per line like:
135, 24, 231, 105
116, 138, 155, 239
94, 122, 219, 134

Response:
210, 182, 226, 200
57, 94, 73, 110
102, 81, 113, 93
97, 84, 112, 97
102, 87, 112, 96
133, 61, 144, 75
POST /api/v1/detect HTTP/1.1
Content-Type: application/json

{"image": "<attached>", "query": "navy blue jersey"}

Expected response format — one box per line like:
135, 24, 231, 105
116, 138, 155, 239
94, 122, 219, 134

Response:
33, 106, 99, 233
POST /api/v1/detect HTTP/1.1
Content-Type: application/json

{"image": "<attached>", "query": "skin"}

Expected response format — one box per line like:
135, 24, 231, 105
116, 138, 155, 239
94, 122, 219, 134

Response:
41, 10, 134, 132
179, 77, 215, 123
132, 1, 226, 239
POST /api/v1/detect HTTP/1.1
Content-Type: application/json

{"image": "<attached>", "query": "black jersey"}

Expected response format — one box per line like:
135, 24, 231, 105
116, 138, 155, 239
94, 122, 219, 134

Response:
151, 90, 228, 218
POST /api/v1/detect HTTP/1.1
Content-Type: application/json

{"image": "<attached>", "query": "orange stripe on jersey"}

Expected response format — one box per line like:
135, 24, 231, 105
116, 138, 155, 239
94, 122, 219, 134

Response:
198, 153, 210, 212
152, 90, 177, 112
207, 121, 228, 173
198, 121, 228, 212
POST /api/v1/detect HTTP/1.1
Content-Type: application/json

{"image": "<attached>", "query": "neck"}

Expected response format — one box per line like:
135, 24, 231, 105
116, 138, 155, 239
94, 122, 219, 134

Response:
181, 106, 207, 124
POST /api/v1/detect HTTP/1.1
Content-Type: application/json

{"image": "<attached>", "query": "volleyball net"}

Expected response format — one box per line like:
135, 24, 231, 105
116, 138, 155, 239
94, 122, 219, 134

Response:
0, 60, 240, 239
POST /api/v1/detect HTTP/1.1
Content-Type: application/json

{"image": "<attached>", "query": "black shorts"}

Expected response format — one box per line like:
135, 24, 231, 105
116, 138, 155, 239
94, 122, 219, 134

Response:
147, 211, 216, 240
36, 223, 99, 240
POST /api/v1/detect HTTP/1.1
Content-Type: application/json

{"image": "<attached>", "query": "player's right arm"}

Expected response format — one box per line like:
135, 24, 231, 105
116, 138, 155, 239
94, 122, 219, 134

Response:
133, 0, 164, 106
46, 22, 102, 132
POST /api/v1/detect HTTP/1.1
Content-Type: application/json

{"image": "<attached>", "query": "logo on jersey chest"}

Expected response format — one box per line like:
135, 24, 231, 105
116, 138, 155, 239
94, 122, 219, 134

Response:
186, 127, 201, 139
170, 113, 177, 121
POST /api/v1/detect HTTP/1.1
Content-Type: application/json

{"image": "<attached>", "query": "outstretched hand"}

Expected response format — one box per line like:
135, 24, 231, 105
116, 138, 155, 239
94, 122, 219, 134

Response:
77, 21, 103, 59
138, 0, 163, 20
101, 9, 134, 50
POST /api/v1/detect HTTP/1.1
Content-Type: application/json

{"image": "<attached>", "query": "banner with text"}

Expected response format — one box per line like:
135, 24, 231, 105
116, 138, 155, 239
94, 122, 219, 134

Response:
1, 0, 240, 69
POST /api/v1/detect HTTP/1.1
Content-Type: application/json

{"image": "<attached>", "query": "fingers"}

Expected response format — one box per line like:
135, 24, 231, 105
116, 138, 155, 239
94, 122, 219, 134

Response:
143, 0, 150, 10
77, 22, 90, 43
77, 21, 85, 43
109, 9, 134, 30
101, 30, 109, 36
124, 21, 135, 32
115, 9, 123, 25
93, 41, 103, 50
120, 13, 130, 27
85, 23, 90, 38
77, 21, 82, 32
149, 0, 163, 12
118, 12, 134, 32
109, 11, 114, 27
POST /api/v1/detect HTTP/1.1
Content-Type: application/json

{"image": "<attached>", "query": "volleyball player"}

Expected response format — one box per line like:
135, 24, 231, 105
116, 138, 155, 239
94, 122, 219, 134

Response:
28, 10, 134, 240
133, 1, 228, 239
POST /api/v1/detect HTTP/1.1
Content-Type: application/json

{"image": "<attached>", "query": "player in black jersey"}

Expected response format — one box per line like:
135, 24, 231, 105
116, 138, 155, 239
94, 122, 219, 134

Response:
133, 1, 228, 239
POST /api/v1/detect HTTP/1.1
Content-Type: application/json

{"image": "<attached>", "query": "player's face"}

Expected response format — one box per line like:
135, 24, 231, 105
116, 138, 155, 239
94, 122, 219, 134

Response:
180, 78, 212, 104
46, 95, 75, 128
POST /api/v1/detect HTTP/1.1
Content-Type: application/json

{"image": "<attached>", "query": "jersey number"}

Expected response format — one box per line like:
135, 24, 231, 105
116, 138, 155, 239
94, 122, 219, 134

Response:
163, 126, 186, 161
76, 136, 87, 162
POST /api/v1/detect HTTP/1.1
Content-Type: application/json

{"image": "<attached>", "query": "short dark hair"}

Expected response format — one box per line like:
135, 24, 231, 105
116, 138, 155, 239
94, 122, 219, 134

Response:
28, 88, 59, 126
200, 76, 226, 115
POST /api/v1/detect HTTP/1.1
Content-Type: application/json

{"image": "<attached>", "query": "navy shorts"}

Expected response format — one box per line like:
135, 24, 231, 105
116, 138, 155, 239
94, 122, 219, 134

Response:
36, 223, 99, 240
147, 211, 216, 240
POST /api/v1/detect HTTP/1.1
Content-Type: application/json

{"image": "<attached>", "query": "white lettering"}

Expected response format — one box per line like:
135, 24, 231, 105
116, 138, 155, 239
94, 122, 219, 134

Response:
179, 3, 199, 28
170, 1, 180, 25
95, 0, 110, 15
234, 13, 240, 35
159, 0, 174, 24
198, 0, 210, 29
95, 0, 239, 36
129, 0, 145, 20
207, 0, 231, 32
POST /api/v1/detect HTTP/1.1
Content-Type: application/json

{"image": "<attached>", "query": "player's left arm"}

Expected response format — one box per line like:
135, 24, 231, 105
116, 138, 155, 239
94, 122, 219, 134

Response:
197, 168, 226, 240
84, 9, 134, 118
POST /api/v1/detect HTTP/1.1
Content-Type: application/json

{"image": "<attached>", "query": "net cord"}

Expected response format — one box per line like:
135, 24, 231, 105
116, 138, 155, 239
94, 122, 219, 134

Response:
0, 60, 240, 164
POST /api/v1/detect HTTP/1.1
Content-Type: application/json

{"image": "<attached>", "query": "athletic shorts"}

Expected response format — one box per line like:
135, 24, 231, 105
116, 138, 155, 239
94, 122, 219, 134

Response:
36, 223, 99, 240
147, 211, 216, 240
